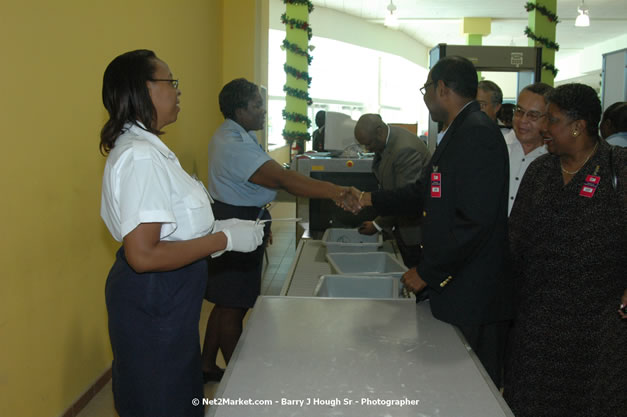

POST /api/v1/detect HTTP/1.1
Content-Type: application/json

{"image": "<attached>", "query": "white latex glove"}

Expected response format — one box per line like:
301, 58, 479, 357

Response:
212, 218, 244, 233
211, 220, 264, 258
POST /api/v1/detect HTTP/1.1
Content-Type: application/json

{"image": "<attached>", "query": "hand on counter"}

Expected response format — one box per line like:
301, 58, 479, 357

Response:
358, 221, 378, 235
401, 267, 427, 293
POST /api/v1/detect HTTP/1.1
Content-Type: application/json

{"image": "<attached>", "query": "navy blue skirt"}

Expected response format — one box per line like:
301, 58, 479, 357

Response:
105, 247, 207, 417
205, 200, 271, 308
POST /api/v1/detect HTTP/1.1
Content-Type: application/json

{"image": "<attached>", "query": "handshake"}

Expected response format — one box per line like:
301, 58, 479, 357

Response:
333, 186, 370, 214
211, 219, 264, 258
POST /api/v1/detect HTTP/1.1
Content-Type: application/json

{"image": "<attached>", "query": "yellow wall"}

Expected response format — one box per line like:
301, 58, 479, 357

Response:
0, 0, 258, 415
221, 0, 258, 85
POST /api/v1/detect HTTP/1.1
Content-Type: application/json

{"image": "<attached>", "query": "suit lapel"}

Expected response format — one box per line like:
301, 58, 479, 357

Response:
373, 129, 395, 185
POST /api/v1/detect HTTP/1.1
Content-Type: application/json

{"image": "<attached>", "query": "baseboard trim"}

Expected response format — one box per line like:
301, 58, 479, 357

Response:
61, 367, 112, 417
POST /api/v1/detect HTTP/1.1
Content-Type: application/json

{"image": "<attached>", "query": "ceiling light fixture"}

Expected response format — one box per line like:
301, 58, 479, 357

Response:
575, 0, 590, 27
384, 0, 398, 28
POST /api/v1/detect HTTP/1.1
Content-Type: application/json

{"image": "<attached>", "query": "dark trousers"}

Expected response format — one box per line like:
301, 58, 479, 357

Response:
457, 320, 510, 388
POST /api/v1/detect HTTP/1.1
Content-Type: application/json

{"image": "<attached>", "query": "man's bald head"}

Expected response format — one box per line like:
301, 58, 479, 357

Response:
355, 113, 387, 153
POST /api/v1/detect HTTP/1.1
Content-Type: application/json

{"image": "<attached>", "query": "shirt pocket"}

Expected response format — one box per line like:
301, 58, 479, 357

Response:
183, 192, 215, 238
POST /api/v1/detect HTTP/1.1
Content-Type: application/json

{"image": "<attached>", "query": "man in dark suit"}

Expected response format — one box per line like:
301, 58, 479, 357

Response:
350, 56, 512, 387
354, 114, 431, 268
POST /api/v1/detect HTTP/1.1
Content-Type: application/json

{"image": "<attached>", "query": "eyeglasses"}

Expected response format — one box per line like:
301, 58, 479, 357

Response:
420, 81, 434, 96
149, 78, 179, 89
513, 105, 545, 122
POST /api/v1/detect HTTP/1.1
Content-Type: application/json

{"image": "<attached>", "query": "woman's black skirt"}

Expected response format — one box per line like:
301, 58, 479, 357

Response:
205, 200, 271, 308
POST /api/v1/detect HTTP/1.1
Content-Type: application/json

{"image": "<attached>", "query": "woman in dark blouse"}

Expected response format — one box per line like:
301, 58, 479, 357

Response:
504, 83, 627, 417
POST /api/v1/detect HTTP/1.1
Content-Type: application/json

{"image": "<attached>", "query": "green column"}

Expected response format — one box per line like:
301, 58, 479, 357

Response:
284, 2, 310, 158
462, 18, 491, 79
466, 34, 483, 46
528, 0, 557, 86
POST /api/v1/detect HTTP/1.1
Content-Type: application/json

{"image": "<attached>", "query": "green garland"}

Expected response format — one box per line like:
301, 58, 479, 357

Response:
524, 2, 560, 23
282, 130, 311, 142
281, 39, 313, 64
523, 3, 560, 79
281, 14, 312, 40
283, 64, 312, 86
282, 109, 312, 128
524, 27, 560, 51
283, 85, 313, 105
542, 62, 559, 77
282, 0, 313, 150
283, 0, 314, 14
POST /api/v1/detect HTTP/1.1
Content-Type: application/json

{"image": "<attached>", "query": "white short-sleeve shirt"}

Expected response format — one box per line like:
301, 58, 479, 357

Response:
101, 123, 214, 242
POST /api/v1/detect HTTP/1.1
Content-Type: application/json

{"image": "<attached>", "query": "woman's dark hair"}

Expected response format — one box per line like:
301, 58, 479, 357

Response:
431, 56, 478, 100
497, 103, 515, 128
546, 83, 601, 137
100, 49, 161, 155
219, 78, 259, 120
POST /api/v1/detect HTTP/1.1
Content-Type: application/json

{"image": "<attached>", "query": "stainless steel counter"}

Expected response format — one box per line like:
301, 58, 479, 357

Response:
205, 297, 513, 417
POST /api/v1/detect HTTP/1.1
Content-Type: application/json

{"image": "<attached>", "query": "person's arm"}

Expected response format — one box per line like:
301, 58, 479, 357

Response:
123, 223, 227, 273
371, 181, 425, 216
341, 182, 423, 216
373, 142, 430, 227
372, 215, 393, 230
123, 221, 263, 273
249, 159, 345, 202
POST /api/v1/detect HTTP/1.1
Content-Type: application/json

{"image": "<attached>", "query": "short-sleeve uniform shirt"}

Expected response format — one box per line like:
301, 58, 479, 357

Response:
101, 123, 214, 242
208, 119, 277, 207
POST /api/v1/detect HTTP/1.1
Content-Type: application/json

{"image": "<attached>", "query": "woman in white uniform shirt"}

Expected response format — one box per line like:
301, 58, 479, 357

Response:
99, 50, 264, 417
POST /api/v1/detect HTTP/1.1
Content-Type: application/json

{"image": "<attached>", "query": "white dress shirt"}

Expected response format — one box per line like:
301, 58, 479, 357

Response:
507, 137, 547, 215
503, 129, 517, 145
101, 123, 214, 242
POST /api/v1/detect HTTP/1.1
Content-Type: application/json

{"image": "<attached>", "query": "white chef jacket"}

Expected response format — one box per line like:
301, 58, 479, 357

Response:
101, 122, 214, 242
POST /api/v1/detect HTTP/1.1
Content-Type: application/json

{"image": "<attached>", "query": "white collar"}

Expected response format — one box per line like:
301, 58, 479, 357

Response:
125, 121, 176, 160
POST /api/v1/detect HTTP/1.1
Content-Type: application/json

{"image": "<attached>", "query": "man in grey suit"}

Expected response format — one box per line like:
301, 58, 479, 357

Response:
354, 114, 431, 268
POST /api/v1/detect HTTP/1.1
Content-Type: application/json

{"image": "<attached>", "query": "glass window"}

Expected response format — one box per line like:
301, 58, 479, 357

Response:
268, 29, 430, 150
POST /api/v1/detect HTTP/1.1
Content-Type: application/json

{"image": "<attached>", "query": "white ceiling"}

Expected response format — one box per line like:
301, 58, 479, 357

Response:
311, 0, 627, 61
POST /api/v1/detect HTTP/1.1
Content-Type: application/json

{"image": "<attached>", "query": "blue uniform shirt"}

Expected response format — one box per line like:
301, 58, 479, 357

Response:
208, 119, 277, 207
